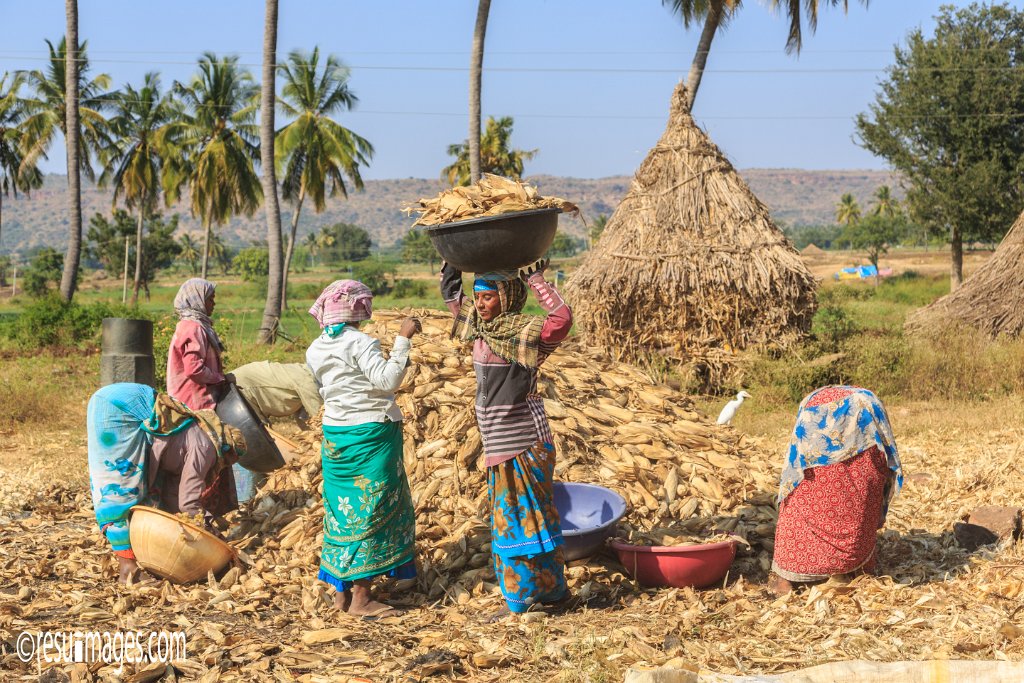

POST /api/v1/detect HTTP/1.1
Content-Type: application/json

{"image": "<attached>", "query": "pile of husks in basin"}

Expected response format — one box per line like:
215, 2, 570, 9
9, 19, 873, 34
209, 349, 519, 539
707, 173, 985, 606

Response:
223, 310, 780, 608
404, 174, 579, 227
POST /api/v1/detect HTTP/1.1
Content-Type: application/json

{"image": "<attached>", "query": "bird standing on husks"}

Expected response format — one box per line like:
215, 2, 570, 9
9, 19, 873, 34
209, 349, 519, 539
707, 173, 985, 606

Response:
717, 390, 751, 425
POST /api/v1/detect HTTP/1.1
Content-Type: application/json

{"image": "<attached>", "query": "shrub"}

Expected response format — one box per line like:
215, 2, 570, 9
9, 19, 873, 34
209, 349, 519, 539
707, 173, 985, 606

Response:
6, 295, 141, 349
234, 247, 270, 283
392, 279, 429, 299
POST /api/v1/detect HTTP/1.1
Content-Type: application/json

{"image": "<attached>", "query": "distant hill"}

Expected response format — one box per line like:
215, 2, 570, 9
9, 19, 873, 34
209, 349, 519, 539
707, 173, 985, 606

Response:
0, 169, 898, 254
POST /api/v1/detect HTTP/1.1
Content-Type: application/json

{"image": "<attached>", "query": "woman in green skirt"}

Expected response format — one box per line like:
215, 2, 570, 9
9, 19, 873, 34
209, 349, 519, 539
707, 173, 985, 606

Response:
306, 279, 422, 618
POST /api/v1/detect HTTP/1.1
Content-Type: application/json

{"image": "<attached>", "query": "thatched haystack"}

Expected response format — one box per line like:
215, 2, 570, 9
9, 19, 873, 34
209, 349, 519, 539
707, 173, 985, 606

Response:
906, 209, 1024, 338
564, 84, 816, 377
801, 243, 826, 259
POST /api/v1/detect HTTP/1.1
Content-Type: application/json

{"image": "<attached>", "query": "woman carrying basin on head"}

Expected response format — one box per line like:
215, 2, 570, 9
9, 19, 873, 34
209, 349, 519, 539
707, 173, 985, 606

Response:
306, 279, 421, 618
769, 385, 903, 595
440, 258, 572, 615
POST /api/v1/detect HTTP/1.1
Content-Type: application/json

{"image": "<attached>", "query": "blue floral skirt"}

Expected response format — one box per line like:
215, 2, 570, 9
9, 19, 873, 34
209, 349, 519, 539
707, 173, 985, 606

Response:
487, 443, 566, 613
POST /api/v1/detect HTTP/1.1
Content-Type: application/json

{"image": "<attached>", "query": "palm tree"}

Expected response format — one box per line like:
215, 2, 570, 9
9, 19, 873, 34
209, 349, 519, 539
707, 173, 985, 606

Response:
178, 233, 200, 274
257, 0, 283, 345
97, 72, 176, 306
662, 0, 867, 110
444, 116, 536, 186
469, 0, 492, 184
276, 47, 372, 308
836, 193, 861, 227
207, 231, 231, 275
164, 53, 261, 279
19, 37, 112, 180
61, 1, 82, 301
0, 72, 43, 257
20, 27, 112, 301
304, 231, 319, 267
872, 185, 898, 218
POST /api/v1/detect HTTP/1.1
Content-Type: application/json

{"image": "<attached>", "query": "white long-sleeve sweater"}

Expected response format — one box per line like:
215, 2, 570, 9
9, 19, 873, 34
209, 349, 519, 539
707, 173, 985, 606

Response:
305, 327, 411, 427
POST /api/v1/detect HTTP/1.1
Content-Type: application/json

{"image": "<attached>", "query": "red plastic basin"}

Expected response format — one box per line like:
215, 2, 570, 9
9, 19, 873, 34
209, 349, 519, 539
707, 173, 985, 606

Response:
610, 539, 737, 588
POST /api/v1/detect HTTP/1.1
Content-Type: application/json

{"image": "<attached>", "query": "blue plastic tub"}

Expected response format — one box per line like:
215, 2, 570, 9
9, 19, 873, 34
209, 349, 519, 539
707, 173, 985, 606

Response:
553, 482, 628, 562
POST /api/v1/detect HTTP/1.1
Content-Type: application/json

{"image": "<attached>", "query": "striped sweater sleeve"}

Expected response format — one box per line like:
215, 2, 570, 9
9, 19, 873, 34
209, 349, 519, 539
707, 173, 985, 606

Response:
528, 273, 573, 357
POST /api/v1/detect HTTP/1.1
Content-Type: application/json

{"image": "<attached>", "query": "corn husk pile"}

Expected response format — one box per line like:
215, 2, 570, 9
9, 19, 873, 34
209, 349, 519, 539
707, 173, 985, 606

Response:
222, 309, 780, 605
3, 322, 1024, 681
404, 174, 579, 227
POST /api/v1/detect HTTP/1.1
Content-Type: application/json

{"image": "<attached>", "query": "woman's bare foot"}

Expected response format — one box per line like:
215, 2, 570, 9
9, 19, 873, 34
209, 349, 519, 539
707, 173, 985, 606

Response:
768, 573, 794, 596
347, 581, 398, 618
333, 588, 351, 612
116, 557, 156, 585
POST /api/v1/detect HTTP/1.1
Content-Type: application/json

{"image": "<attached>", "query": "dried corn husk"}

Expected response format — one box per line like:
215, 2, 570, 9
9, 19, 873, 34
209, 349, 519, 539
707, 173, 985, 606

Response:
404, 174, 578, 226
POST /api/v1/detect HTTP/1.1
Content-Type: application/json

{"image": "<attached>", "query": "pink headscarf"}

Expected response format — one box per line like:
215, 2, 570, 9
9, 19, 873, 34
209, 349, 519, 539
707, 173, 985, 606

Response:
308, 279, 373, 328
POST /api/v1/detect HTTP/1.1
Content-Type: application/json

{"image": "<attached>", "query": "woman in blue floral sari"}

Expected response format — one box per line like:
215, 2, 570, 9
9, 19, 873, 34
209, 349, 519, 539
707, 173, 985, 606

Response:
87, 382, 242, 583
769, 386, 903, 595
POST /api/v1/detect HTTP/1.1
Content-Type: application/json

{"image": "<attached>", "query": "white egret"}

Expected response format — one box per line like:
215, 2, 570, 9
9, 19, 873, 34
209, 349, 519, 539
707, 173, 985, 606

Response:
716, 390, 751, 425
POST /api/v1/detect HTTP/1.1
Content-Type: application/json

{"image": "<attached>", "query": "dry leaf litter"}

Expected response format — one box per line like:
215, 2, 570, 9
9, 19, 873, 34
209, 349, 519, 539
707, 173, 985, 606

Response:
404, 174, 578, 227
1, 311, 1023, 682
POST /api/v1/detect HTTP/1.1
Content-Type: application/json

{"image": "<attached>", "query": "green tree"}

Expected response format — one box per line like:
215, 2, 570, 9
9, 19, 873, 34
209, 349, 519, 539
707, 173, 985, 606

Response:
856, 2, 1024, 291
97, 72, 177, 306
548, 231, 583, 258
86, 210, 181, 299
178, 233, 200, 274
22, 247, 64, 297
164, 53, 262, 279
257, 0, 283, 343
319, 222, 371, 264
444, 116, 537, 186
400, 228, 437, 269
835, 193, 861, 228
234, 246, 270, 282
351, 259, 397, 295
841, 213, 903, 285
662, 1, 867, 109
0, 72, 43, 257
871, 185, 898, 218
276, 47, 373, 308
589, 213, 609, 247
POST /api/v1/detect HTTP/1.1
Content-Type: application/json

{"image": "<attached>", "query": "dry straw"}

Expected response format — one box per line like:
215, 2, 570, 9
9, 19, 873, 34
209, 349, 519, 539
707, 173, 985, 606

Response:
906, 209, 1024, 338
564, 84, 816, 387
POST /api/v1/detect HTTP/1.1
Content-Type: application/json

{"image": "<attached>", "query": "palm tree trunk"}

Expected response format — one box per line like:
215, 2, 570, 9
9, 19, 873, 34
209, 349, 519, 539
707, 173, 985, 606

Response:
468, 0, 492, 185
60, 0, 82, 302
201, 218, 211, 279
130, 208, 144, 306
257, 0, 283, 345
685, 0, 724, 111
281, 188, 305, 312
950, 223, 963, 291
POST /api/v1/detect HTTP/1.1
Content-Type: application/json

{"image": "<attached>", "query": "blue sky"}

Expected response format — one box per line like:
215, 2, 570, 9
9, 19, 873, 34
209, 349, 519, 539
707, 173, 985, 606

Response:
0, 0, 970, 179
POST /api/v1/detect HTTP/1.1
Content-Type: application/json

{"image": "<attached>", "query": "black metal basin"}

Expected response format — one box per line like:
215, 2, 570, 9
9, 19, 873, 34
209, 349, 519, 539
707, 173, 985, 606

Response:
214, 384, 285, 473
425, 207, 559, 273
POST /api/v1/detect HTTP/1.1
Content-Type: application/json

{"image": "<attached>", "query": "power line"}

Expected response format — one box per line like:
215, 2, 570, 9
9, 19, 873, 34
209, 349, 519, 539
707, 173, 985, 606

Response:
2, 54, 1023, 74
11, 95, 1024, 122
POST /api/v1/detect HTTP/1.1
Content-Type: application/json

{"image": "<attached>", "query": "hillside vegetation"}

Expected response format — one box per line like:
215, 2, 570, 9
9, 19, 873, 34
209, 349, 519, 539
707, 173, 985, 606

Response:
0, 169, 897, 252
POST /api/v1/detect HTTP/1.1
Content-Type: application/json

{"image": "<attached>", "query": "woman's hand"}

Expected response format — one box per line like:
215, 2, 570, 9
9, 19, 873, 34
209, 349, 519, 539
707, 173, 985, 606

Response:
399, 317, 422, 339
519, 258, 549, 280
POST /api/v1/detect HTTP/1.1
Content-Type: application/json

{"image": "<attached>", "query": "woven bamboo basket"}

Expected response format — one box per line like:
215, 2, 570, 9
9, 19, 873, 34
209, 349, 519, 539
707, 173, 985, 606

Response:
128, 506, 235, 583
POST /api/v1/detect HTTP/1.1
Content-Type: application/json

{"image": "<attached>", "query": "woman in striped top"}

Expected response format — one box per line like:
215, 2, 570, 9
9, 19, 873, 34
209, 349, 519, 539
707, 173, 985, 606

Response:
440, 258, 573, 614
